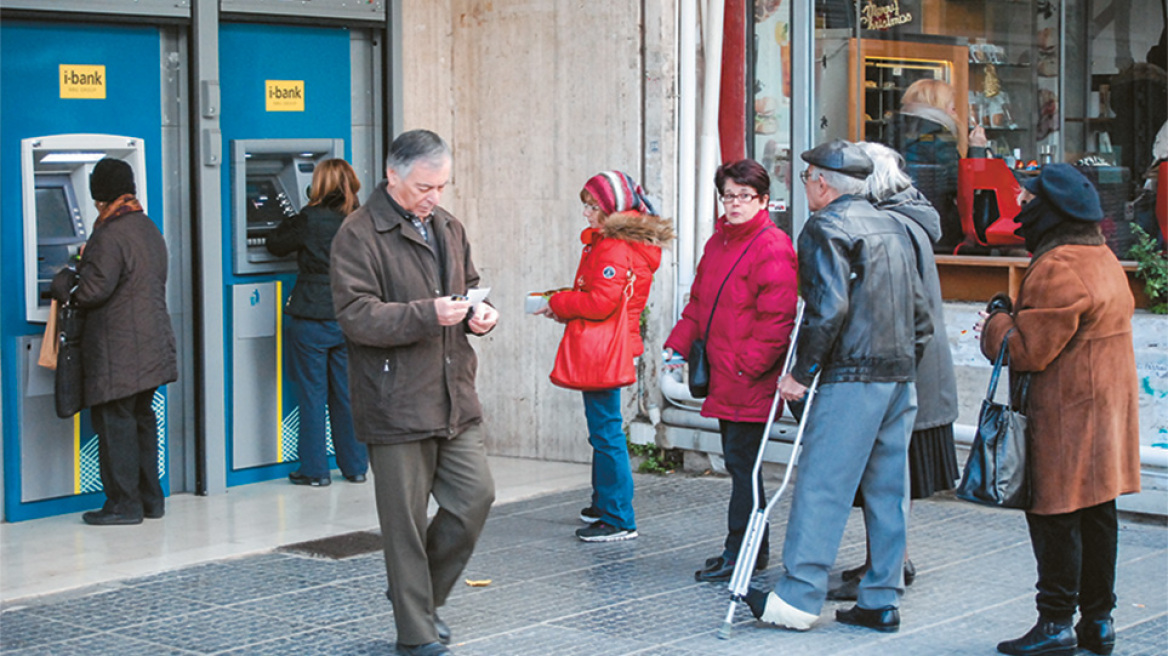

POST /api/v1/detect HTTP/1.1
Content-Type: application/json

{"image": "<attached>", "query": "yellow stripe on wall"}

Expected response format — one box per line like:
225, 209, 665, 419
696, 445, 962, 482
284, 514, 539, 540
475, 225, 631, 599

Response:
73, 413, 81, 495
276, 280, 284, 462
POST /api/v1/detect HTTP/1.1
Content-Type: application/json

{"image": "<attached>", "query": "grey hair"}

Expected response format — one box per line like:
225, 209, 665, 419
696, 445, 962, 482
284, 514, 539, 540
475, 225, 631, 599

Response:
815, 167, 868, 196
385, 129, 451, 178
857, 142, 912, 202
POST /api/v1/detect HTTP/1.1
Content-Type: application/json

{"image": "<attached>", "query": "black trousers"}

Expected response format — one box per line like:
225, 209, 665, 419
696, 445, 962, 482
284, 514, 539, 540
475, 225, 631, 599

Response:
89, 388, 163, 517
719, 420, 769, 558
1025, 500, 1118, 623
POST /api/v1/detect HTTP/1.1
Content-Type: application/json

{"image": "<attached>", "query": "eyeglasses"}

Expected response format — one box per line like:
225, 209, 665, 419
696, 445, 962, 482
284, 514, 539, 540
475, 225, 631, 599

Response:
719, 193, 759, 204
799, 170, 818, 184
583, 202, 602, 213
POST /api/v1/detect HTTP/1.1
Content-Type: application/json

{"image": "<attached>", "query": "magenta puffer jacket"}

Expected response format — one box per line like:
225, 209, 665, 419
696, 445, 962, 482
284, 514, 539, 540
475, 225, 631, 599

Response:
665, 210, 798, 422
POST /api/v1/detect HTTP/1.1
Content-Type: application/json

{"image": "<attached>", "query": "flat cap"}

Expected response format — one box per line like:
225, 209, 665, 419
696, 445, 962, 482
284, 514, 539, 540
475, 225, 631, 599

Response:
800, 139, 873, 179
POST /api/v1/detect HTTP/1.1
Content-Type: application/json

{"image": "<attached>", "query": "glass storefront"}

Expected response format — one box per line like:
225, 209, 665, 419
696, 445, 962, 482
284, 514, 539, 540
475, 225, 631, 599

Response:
750, 0, 1166, 259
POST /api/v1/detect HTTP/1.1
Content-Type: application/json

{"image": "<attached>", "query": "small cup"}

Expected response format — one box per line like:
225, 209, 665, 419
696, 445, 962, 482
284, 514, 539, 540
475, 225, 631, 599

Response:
525, 293, 549, 314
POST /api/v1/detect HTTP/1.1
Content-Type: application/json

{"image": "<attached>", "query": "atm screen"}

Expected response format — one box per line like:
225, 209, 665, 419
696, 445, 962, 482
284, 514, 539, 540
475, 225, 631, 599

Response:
245, 177, 289, 227
35, 178, 82, 243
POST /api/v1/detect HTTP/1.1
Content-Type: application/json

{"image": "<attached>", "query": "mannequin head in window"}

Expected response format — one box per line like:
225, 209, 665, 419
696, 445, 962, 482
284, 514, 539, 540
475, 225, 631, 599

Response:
901, 79, 968, 156
308, 159, 361, 216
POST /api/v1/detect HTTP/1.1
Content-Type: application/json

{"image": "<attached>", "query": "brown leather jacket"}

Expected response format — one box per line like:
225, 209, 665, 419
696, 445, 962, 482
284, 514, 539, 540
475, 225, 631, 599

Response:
330, 184, 485, 444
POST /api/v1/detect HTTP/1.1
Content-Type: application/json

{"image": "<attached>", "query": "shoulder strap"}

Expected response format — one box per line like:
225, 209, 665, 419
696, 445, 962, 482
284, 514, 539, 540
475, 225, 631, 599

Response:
703, 226, 771, 340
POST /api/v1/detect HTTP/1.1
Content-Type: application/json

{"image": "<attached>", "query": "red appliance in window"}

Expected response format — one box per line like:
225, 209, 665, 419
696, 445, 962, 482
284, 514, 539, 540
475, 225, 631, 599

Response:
956, 158, 1025, 250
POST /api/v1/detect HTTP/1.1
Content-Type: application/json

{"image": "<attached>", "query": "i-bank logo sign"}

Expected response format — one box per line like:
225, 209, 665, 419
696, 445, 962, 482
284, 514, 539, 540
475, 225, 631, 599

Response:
59, 65, 106, 99
266, 80, 305, 112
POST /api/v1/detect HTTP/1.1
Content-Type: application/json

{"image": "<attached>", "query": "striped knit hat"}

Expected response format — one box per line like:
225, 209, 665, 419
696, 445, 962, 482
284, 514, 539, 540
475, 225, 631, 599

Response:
583, 171, 657, 216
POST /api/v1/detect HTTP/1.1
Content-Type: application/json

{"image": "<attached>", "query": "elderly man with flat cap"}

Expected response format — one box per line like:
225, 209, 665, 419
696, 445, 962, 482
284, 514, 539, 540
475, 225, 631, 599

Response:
745, 139, 932, 633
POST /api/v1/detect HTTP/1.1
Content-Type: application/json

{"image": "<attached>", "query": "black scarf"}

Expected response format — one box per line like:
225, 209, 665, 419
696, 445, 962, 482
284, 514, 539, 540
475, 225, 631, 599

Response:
1013, 195, 1065, 253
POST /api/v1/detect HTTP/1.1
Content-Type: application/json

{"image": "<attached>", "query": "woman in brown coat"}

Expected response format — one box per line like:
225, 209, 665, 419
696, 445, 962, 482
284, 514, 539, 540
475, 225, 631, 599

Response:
978, 164, 1140, 656
50, 158, 178, 526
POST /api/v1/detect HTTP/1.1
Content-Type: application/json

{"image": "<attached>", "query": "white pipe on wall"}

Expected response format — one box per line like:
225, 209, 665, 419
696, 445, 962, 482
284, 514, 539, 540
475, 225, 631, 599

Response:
695, 0, 724, 252
676, 0, 698, 319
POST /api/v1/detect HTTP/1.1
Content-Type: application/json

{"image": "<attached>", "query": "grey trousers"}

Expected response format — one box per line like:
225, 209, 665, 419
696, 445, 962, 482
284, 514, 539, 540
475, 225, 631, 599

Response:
368, 424, 495, 645
776, 381, 916, 614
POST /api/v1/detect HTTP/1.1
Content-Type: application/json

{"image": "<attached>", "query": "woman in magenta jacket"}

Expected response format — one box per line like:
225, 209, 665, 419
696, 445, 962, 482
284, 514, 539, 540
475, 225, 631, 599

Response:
665, 159, 798, 581
539, 171, 674, 543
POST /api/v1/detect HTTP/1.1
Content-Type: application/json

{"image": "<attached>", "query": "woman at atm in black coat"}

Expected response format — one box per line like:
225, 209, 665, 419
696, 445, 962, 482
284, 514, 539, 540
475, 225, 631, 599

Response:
50, 158, 177, 526
265, 158, 368, 487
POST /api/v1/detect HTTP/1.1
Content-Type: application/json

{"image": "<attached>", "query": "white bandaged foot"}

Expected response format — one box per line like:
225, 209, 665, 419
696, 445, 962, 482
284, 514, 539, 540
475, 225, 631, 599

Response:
758, 591, 817, 631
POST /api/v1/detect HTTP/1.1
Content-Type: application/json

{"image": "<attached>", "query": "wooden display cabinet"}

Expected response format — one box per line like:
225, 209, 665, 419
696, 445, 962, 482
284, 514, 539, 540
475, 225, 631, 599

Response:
846, 39, 970, 144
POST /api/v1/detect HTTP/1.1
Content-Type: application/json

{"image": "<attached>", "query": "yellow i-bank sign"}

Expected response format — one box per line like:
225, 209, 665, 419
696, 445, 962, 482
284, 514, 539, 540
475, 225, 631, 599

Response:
59, 65, 106, 99
266, 80, 305, 112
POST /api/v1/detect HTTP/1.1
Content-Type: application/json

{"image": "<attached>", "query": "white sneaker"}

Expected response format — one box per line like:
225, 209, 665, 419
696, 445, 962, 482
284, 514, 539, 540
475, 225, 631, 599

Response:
758, 591, 817, 631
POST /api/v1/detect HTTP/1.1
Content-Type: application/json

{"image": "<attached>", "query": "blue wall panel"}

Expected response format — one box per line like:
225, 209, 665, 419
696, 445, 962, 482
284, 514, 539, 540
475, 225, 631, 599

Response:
1, 22, 167, 521
218, 23, 352, 486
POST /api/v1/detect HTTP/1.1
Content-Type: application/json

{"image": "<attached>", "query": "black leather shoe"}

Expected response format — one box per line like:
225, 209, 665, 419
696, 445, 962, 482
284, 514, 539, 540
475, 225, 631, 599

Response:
396, 642, 451, 656
82, 509, 143, 526
1075, 617, 1115, 655
435, 613, 451, 645
827, 576, 859, 601
694, 553, 768, 582
996, 619, 1076, 656
841, 563, 867, 582
835, 605, 900, 633
343, 473, 367, 483
289, 471, 331, 487
144, 504, 165, 519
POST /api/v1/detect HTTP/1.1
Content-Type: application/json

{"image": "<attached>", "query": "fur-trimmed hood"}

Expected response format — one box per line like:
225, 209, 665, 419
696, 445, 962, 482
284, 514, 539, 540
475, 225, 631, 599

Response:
600, 211, 675, 246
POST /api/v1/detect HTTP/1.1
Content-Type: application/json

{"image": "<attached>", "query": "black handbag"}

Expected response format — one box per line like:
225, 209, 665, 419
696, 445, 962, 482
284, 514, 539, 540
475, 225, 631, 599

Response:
956, 331, 1031, 510
687, 227, 770, 399
54, 289, 86, 418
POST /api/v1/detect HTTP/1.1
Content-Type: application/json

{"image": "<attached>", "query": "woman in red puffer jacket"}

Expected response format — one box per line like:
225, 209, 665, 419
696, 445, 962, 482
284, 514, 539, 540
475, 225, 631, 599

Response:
538, 171, 673, 543
665, 159, 798, 582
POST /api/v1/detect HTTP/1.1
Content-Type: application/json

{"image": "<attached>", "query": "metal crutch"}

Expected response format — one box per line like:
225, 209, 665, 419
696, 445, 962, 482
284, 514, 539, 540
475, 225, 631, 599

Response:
716, 302, 821, 640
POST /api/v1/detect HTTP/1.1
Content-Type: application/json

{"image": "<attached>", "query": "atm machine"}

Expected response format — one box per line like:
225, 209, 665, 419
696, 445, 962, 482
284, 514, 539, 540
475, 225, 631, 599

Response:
226, 138, 344, 481
13, 134, 154, 513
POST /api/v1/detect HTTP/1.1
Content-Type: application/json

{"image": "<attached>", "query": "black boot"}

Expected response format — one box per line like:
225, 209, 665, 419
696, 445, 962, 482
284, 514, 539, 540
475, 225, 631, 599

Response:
996, 619, 1076, 656
1074, 617, 1115, 656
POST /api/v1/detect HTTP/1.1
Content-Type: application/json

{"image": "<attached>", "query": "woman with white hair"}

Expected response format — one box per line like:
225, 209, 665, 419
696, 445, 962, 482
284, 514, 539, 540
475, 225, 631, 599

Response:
827, 142, 960, 600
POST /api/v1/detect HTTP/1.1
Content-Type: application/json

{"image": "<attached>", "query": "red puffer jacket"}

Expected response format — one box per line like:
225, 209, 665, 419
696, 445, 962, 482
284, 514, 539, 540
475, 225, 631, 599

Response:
665, 209, 798, 422
549, 211, 672, 358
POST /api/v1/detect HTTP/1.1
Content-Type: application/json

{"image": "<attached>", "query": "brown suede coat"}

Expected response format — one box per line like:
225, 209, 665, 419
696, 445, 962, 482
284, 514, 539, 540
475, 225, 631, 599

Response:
982, 227, 1141, 515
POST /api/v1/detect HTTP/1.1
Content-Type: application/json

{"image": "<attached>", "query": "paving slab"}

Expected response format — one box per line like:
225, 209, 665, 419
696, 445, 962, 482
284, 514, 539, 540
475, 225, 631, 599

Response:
2, 473, 1165, 655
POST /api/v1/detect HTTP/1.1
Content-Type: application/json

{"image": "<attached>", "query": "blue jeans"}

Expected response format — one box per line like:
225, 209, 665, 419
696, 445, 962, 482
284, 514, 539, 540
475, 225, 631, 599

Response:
286, 316, 367, 479
583, 388, 635, 530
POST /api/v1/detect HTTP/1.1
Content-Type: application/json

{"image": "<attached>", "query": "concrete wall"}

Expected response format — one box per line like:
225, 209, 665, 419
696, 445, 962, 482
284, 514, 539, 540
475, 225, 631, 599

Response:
399, 1, 677, 462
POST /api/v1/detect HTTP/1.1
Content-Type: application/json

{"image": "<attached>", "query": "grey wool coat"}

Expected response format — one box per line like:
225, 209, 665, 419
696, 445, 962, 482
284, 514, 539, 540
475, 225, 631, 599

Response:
330, 183, 486, 444
51, 210, 177, 407
877, 188, 959, 430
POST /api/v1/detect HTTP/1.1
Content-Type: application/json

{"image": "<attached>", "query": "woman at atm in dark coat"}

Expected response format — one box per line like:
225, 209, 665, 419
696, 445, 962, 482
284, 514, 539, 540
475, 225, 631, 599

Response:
50, 158, 177, 526
266, 158, 368, 487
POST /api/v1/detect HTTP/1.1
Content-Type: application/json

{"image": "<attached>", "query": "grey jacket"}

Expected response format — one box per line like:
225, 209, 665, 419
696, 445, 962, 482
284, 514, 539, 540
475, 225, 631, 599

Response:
877, 188, 959, 430
792, 194, 933, 386
51, 211, 177, 407
330, 184, 484, 444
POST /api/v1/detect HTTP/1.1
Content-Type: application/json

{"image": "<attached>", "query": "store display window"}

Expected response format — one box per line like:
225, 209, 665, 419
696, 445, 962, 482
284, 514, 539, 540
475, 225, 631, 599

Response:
750, 0, 1166, 259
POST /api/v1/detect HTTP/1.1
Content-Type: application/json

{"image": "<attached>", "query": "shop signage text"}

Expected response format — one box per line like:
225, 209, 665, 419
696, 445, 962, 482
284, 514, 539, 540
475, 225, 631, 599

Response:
861, 0, 913, 31
266, 80, 305, 112
59, 65, 106, 99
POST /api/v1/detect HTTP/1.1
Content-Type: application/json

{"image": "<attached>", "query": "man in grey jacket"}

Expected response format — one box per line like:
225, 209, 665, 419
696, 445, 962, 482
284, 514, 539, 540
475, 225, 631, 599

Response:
331, 130, 498, 656
746, 139, 932, 634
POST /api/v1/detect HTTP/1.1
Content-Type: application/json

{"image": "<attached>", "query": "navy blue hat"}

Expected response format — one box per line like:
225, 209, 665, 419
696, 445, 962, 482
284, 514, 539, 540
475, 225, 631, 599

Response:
1022, 163, 1103, 223
89, 158, 136, 202
800, 139, 873, 179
